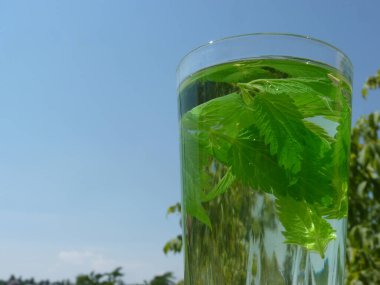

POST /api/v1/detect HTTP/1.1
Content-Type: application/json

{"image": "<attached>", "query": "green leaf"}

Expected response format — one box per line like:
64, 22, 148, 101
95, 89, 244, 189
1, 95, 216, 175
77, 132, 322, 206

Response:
362, 88, 368, 98
182, 92, 291, 198
182, 167, 211, 228
185, 60, 291, 85
182, 92, 256, 165
243, 77, 329, 95
180, 92, 257, 227
303, 120, 335, 145
228, 126, 289, 195
163, 235, 182, 254
243, 77, 341, 121
240, 77, 345, 205
276, 196, 336, 258
184, 92, 254, 133
201, 168, 235, 202
180, 127, 211, 228
247, 90, 306, 173
317, 181, 348, 219
166, 203, 181, 216
332, 96, 351, 181
180, 74, 350, 236
314, 93, 350, 219
287, 127, 335, 205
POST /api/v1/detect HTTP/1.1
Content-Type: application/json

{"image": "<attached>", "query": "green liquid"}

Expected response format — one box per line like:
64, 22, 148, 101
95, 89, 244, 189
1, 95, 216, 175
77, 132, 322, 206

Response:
179, 58, 351, 285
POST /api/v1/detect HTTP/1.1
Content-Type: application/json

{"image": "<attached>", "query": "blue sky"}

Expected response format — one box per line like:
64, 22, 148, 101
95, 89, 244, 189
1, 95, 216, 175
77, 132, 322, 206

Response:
0, 0, 379, 283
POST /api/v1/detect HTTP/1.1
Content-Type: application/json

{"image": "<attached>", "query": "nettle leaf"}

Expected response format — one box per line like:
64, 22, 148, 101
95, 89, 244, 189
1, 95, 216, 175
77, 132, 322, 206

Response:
182, 109, 230, 165
193, 92, 255, 135
180, 126, 211, 228
182, 92, 256, 165
291, 93, 339, 121
180, 92, 257, 226
317, 181, 348, 219
201, 62, 283, 83
243, 77, 341, 121
201, 168, 235, 202
183, 92, 291, 201
182, 170, 211, 228
180, 73, 349, 252
248, 91, 306, 173
288, 127, 335, 205
316, 94, 351, 219
303, 120, 336, 145
243, 78, 328, 95
276, 196, 336, 258
332, 95, 351, 182
228, 126, 289, 195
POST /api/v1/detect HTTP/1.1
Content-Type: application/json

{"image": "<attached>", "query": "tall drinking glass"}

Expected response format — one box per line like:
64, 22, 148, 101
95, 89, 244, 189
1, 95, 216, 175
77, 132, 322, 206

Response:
177, 33, 352, 285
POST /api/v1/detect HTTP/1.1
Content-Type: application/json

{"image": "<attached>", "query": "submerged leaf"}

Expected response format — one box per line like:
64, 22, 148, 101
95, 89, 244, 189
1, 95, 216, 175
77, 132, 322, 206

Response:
201, 168, 235, 202
180, 69, 349, 260
288, 125, 334, 205
276, 196, 336, 258
180, 92, 257, 226
316, 90, 351, 219
243, 77, 341, 120
182, 92, 256, 164
228, 126, 288, 195
303, 120, 336, 145
317, 182, 348, 219
180, 127, 211, 228
248, 91, 306, 173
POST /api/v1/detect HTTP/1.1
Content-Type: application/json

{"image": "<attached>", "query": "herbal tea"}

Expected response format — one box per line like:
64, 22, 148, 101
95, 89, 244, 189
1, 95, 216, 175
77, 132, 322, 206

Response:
179, 58, 351, 284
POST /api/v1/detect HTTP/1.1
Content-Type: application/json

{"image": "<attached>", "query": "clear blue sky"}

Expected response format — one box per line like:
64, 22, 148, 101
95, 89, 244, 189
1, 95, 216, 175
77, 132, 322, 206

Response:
0, 0, 379, 283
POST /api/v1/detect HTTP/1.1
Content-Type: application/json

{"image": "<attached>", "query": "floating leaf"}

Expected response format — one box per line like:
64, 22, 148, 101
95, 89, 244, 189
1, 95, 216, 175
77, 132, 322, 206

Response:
243, 77, 341, 120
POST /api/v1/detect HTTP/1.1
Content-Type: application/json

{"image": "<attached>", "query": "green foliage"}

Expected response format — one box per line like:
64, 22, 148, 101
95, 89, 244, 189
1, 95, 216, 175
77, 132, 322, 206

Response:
246, 91, 305, 173
228, 125, 288, 194
362, 69, 380, 98
180, 76, 348, 257
0, 276, 72, 285
76, 268, 124, 285
201, 167, 235, 202
0, 269, 183, 285
276, 195, 336, 258
239, 77, 342, 120
163, 203, 182, 254
144, 272, 175, 285
169, 67, 380, 283
166, 203, 181, 216
163, 234, 182, 255
180, 126, 211, 228
0, 269, 124, 285
346, 85, 380, 283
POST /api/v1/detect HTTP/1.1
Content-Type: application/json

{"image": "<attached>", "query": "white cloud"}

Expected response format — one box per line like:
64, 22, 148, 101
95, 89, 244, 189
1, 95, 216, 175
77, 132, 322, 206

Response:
58, 250, 119, 271
52, 248, 183, 283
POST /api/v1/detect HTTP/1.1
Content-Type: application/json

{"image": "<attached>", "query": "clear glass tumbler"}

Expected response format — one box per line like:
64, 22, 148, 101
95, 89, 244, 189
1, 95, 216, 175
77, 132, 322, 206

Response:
177, 33, 352, 285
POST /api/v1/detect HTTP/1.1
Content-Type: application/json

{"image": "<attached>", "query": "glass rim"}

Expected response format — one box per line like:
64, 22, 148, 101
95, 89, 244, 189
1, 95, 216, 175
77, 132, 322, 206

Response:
177, 32, 353, 76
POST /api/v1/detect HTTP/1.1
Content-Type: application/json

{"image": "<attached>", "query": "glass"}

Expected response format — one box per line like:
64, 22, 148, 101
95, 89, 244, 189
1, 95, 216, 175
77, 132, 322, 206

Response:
177, 33, 352, 285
